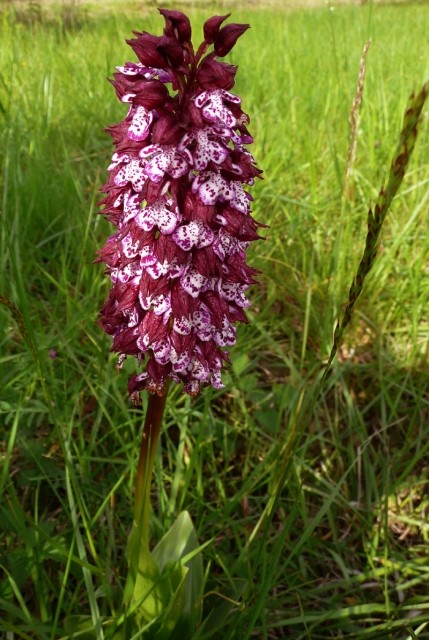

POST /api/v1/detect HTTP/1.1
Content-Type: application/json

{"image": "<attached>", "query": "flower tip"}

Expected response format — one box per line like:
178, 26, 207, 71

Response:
203, 13, 231, 44
214, 23, 250, 57
158, 7, 192, 43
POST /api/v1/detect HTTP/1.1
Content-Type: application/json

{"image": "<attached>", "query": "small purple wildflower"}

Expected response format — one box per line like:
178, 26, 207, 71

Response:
97, 9, 263, 399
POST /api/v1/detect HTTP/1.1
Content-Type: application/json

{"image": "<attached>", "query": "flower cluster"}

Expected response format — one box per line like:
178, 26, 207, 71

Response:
97, 9, 263, 398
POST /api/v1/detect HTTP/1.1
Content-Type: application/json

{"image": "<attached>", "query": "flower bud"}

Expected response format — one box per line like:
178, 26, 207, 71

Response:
159, 9, 192, 43
203, 14, 230, 44
214, 23, 250, 57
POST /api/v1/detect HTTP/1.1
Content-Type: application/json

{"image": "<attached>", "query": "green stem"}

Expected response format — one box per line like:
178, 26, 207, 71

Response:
134, 389, 169, 549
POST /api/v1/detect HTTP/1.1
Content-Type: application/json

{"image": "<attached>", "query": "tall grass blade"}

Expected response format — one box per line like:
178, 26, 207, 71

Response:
326, 80, 429, 373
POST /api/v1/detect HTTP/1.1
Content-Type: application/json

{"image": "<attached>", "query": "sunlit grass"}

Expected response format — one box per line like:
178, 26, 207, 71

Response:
1, 2, 429, 638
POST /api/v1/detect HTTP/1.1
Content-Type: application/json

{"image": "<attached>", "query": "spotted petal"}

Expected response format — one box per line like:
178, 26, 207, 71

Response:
214, 317, 236, 346
173, 316, 193, 335
136, 197, 181, 234
218, 280, 250, 307
181, 266, 207, 298
192, 171, 236, 206
122, 191, 140, 225
193, 305, 214, 341
152, 292, 171, 316
230, 181, 252, 214
212, 229, 242, 260
111, 262, 142, 285
194, 89, 240, 128
152, 337, 172, 364
178, 127, 229, 171
108, 152, 130, 171
128, 106, 153, 141
172, 220, 214, 251
140, 145, 189, 183
189, 358, 209, 381
121, 232, 140, 258
114, 159, 147, 192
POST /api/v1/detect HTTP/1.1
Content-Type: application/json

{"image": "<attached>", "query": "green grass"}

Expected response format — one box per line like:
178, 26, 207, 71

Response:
1, 1, 429, 638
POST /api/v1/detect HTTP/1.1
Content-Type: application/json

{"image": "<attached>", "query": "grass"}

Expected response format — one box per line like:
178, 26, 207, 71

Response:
1, 1, 429, 638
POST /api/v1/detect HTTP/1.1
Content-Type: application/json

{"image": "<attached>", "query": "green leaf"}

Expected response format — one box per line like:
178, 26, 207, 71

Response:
152, 511, 203, 625
152, 565, 188, 640
64, 615, 127, 640
64, 615, 100, 640
131, 543, 168, 625
194, 579, 247, 640
122, 512, 204, 637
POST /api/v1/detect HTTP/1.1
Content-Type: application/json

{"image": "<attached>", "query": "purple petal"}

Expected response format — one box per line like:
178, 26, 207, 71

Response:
141, 145, 189, 183
139, 291, 152, 310
173, 316, 193, 335
112, 262, 142, 284
121, 93, 136, 103
136, 197, 180, 234
153, 292, 171, 315
126, 308, 140, 327
178, 127, 229, 171
157, 208, 180, 234
192, 171, 223, 205
122, 191, 140, 225
171, 350, 191, 373
219, 280, 250, 307
231, 182, 251, 213
139, 144, 160, 159
146, 259, 171, 279
189, 358, 209, 381
212, 229, 243, 260
194, 90, 237, 128
152, 337, 171, 364
211, 371, 225, 389
193, 171, 241, 206
172, 220, 214, 251
121, 232, 140, 258
168, 257, 188, 279
192, 305, 214, 341
108, 152, 130, 171
184, 380, 200, 394
181, 266, 207, 298
114, 159, 147, 192
128, 106, 153, 141
214, 317, 236, 346
140, 246, 157, 267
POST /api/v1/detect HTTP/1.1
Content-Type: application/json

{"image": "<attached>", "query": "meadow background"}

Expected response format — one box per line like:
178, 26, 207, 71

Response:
1, 0, 429, 638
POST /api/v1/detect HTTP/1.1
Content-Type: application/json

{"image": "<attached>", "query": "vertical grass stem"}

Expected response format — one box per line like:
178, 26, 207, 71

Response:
344, 39, 371, 199
325, 80, 429, 377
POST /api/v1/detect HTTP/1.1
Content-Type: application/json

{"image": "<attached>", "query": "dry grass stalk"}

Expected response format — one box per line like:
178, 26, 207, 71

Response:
344, 39, 372, 199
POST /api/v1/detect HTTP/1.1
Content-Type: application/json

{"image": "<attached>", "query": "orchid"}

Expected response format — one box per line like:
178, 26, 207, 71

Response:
92, 10, 262, 637
97, 8, 263, 400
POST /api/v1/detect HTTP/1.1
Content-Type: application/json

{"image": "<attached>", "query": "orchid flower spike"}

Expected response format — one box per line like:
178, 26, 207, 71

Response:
97, 9, 263, 399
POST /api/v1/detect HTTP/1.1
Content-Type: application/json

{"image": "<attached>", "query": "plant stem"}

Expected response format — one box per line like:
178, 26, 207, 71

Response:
134, 388, 169, 549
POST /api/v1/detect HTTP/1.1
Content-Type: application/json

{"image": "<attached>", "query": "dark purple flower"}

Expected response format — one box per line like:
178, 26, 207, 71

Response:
203, 14, 230, 44
214, 23, 250, 58
158, 9, 192, 43
97, 9, 263, 399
